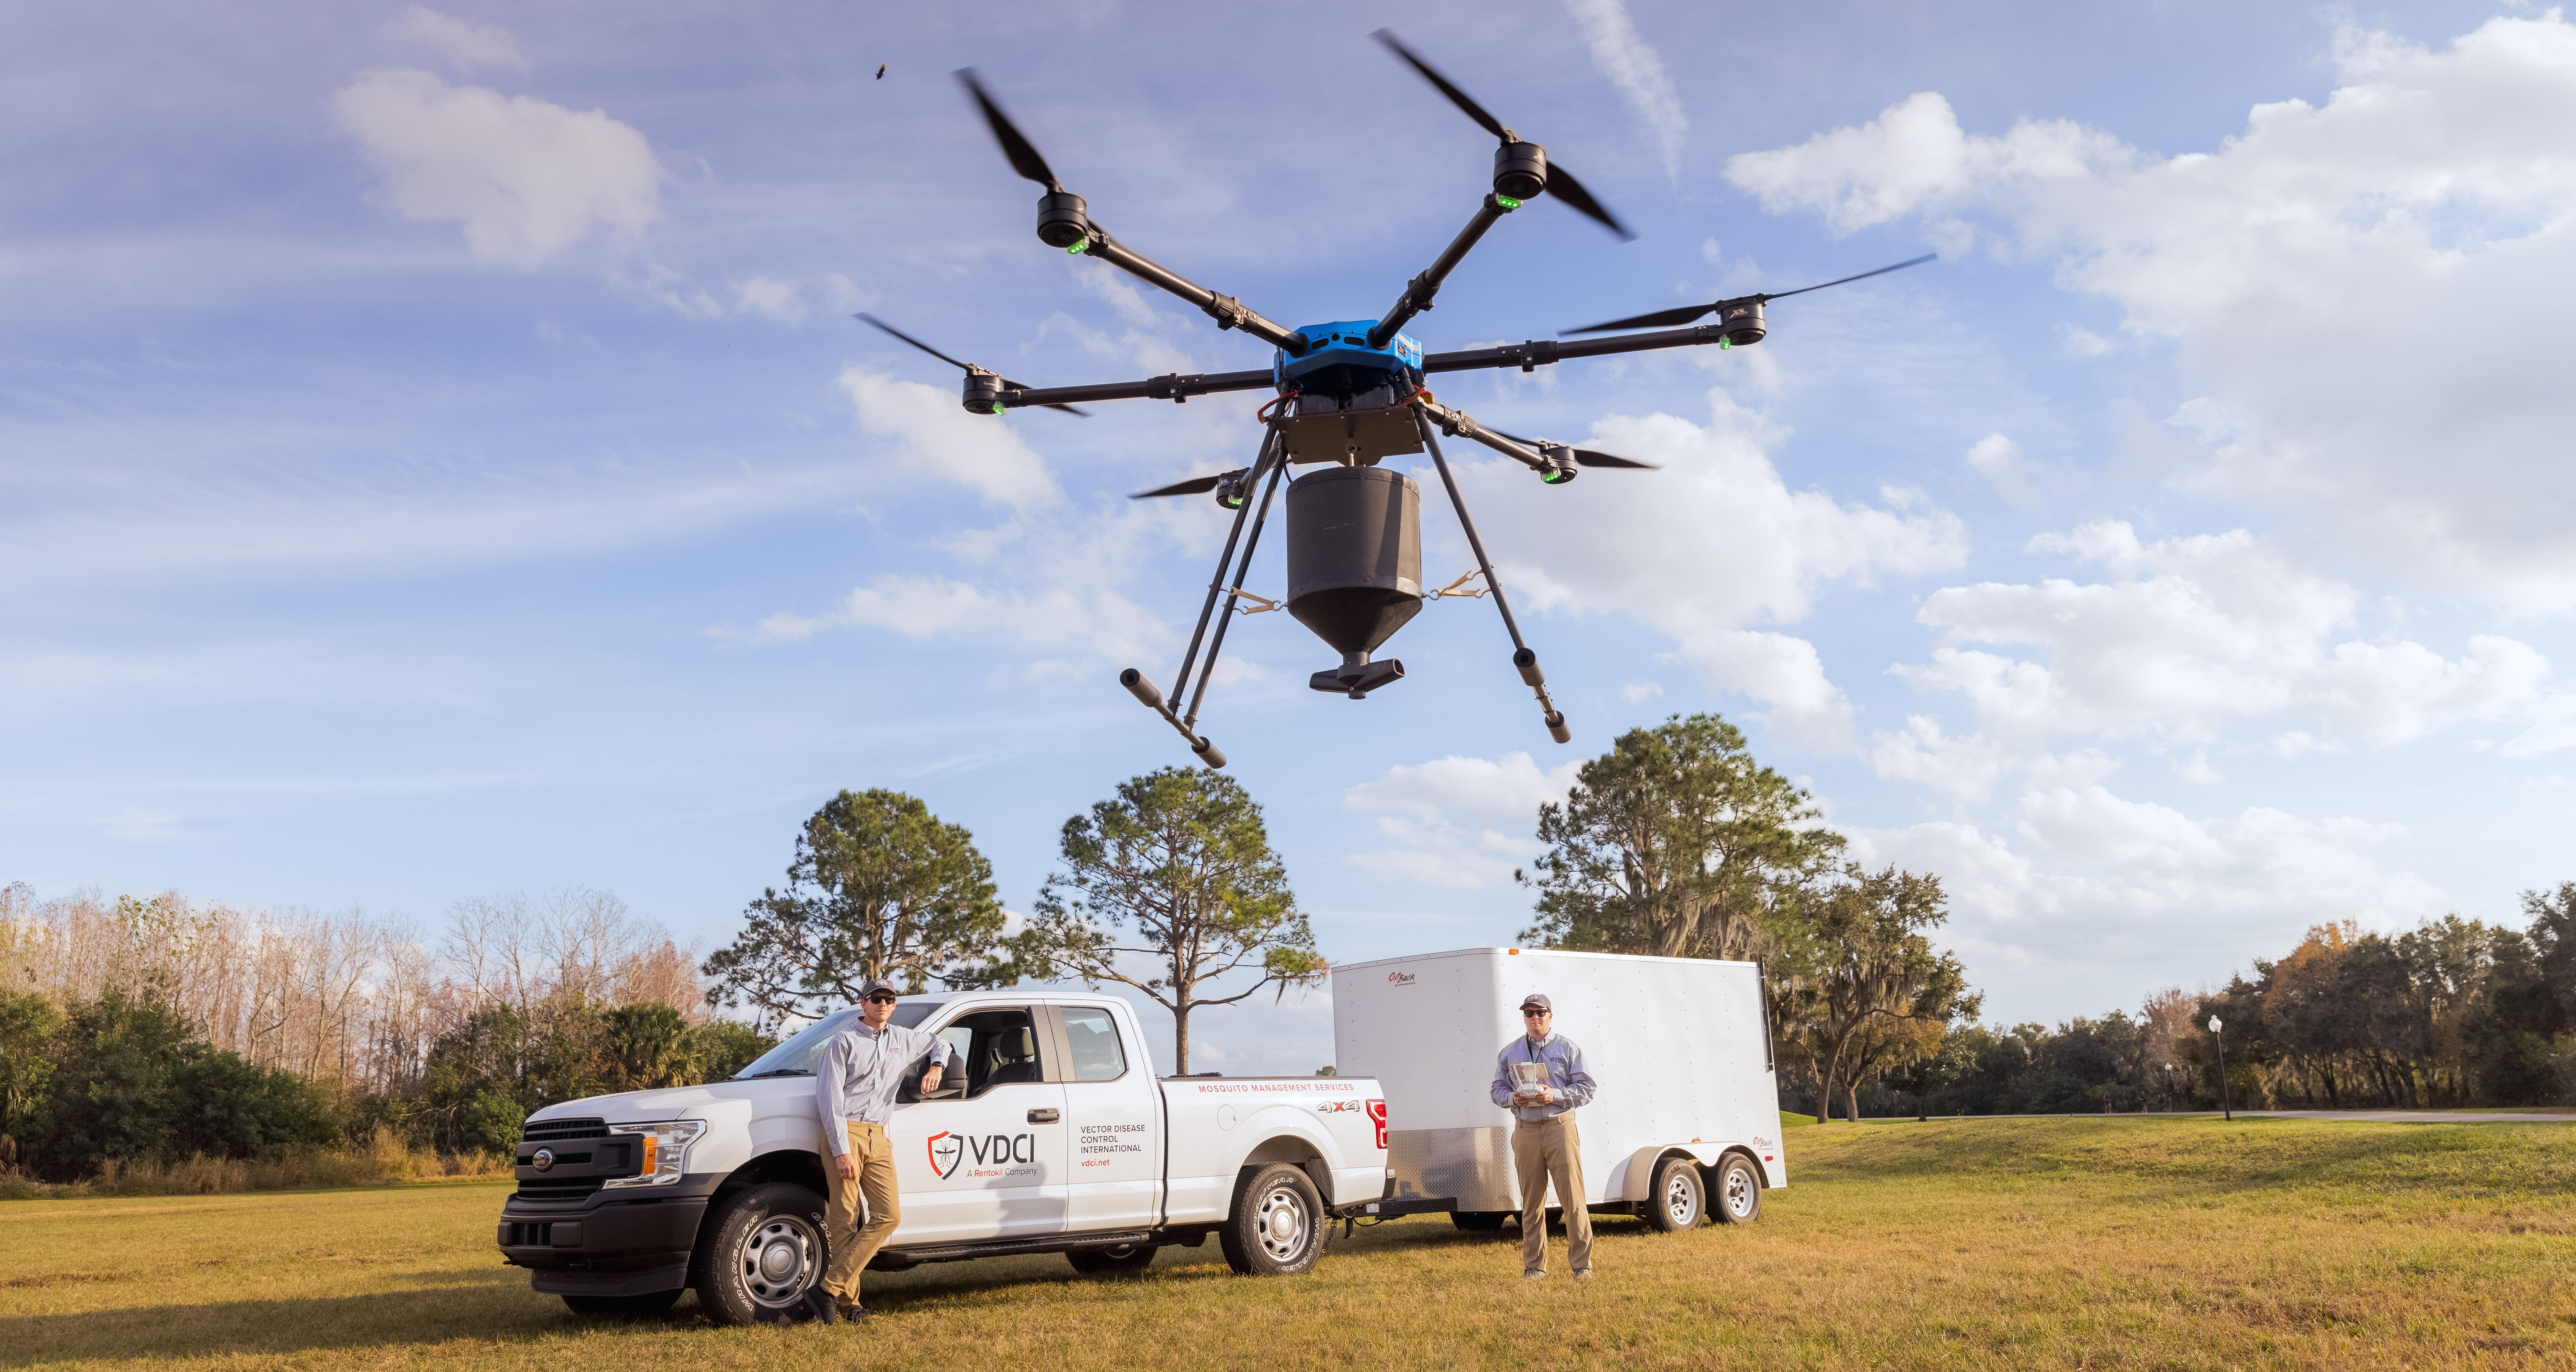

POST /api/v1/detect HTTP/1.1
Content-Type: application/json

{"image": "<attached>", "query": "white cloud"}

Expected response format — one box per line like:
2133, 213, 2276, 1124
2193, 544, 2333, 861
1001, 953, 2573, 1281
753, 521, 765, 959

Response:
836, 368, 1061, 510
1963, 432, 2040, 508
2059, 325, 2115, 358
393, 7, 527, 72
738, 576, 1168, 680
333, 69, 662, 267
1896, 521, 2561, 748
1343, 752, 1581, 890
1852, 785, 2447, 981
1724, 14, 2576, 605
1560, 0, 1687, 179
1618, 679, 1663, 703
1451, 391, 1968, 750
732, 276, 805, 323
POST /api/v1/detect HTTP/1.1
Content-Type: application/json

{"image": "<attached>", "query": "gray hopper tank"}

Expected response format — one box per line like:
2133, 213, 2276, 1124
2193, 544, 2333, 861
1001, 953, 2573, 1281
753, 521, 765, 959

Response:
1285, 466, 1423, 656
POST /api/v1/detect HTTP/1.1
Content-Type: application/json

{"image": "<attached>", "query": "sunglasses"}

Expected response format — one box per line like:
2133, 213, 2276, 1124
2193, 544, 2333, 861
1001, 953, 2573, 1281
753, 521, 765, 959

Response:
863, 994, 899, 1005
1521, 1009, 1550, 1018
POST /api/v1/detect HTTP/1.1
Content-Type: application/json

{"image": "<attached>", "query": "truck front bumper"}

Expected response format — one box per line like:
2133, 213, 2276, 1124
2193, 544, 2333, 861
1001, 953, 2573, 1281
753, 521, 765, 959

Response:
497, 1173, 719, 1286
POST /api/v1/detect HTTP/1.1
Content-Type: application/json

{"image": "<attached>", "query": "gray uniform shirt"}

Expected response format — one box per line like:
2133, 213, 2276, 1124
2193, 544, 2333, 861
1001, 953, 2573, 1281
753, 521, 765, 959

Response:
814, 1020, 953, 1157
1490, 1031, 1597, 1123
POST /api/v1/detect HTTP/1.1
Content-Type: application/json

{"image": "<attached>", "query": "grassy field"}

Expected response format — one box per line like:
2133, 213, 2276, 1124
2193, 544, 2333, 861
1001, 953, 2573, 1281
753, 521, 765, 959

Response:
8, 1116, 2576, 1370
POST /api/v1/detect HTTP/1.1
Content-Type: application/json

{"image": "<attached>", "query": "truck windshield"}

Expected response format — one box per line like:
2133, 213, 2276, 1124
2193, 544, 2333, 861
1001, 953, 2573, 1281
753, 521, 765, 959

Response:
730, 1002, 944, 1079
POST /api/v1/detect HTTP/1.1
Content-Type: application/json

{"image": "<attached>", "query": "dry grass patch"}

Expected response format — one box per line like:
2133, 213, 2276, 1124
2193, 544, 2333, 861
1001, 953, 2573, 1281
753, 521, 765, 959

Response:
5, 1117, 2576, 1370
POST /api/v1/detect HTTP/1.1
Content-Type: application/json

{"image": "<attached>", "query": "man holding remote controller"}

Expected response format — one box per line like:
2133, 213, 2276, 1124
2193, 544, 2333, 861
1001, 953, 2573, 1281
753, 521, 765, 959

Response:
1489, 992, 1599, 1280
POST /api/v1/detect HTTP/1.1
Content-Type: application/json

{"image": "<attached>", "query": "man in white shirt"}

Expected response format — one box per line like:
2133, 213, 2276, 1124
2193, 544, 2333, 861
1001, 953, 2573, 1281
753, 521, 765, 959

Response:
810, 978, 952, 1323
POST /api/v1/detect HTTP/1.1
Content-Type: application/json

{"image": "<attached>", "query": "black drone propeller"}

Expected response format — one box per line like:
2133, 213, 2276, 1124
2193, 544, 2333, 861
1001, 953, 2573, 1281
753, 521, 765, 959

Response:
958, 71, 1063, 193
1491, 432, 1658, 469
1372, 29, 1632, 241
1132, 473, 1225, 498
1568, 254, 1936, 334
855, 314, 1089, 415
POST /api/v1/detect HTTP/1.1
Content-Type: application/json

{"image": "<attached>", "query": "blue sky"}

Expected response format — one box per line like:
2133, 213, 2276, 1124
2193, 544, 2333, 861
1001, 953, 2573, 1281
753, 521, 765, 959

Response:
6, 0, 2571, 1075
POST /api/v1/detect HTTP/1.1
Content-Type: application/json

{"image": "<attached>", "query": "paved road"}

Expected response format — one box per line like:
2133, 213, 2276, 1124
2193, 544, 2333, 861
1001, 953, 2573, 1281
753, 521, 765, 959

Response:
2242, 1110, 2576, 1124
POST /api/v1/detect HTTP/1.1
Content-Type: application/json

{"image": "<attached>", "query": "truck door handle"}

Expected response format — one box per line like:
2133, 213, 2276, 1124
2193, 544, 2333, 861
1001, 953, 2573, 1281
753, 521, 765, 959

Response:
1027, 1109, 1059, 1124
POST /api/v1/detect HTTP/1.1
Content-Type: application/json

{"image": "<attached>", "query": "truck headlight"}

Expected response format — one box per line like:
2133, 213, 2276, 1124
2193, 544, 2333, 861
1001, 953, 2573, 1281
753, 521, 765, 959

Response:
603, 1120, 706, 1188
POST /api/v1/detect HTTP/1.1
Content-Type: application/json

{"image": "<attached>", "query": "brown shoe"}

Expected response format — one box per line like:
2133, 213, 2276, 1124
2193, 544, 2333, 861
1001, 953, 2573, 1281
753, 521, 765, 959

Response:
836, 1299, 870, 1322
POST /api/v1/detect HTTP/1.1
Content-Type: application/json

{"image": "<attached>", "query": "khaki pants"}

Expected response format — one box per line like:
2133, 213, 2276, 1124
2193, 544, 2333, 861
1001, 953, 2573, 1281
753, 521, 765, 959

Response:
1512, 1113, 1593, 1275
822, 1122, 901, 1303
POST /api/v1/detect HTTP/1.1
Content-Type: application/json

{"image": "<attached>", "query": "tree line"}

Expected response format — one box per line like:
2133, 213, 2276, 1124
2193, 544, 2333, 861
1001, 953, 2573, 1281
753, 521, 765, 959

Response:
0, 886, 770, 1181
13, 711, 2567, 1183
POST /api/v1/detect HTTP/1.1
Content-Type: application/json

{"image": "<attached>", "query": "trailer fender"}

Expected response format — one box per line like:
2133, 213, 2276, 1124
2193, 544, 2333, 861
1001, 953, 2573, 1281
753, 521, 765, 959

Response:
1618, 1143, 1730, 1203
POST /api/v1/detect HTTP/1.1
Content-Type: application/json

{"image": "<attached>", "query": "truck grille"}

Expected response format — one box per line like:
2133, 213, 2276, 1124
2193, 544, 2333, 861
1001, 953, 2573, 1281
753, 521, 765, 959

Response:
523, 1116, 610, 1142
512, 1178, 605, 1204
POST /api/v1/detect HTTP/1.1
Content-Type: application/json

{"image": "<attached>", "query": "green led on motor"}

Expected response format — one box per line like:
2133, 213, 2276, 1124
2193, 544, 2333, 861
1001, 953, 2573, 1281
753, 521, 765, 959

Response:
1495, 195, 1523, 209
1068, 241, 1087, 255
1718, 337, 1732, 349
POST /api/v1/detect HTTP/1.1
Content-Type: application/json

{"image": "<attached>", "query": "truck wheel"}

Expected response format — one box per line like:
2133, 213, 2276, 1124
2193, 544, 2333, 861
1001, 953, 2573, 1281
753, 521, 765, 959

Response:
1449, 1211, 1509, 1232
1218, 1163, 1325, 1276
1645, 1155, 1705, 1232
1065, 1243, 1158, 1274
1711, 1154, 1763, 1224
561, 1289, 682, 1318
690, 1183, 828, 1326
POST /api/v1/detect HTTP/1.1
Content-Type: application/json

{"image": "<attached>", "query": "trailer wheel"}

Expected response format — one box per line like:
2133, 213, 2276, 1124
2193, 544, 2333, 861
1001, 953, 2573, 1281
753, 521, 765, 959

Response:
690, 1182, 828, 1326
1448, 1211, 1509, 1232
1066, 1243, 1158, 1274
561, 1289, 683, 1318
1711, 1154, 1763, 1224
1218, 1163, 1326, 1276
1645, 1155, 1705, 1232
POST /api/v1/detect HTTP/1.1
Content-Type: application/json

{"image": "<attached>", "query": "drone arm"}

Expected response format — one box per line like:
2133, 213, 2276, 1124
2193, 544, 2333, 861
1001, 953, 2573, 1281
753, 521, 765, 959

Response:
1410, 405, 1572, 746
1414, 399, 1548, 472
1367, 194, 1512, 349
1421, 323, 1733, 377
1000, 367, 1277, 410
1078, 231, 1308, 354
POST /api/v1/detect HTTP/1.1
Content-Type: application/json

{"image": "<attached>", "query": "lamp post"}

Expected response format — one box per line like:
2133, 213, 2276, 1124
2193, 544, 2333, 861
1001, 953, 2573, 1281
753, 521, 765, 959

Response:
2160, 1061, 2176, 1112
2207, 1016, 2233, 1122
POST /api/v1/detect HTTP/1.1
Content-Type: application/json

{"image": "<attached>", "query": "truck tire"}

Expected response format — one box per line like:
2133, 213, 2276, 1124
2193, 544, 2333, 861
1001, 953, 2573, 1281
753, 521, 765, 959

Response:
561, 1289, 682, 1318
1065, 1242, 1158, 1274
1449, 1211, 1509, 1232
690, 1182, 828, 1326
1645, 1155, 1705, 1232
1218, 1163, 1326, 1277
1711, 1154, 1763, 1224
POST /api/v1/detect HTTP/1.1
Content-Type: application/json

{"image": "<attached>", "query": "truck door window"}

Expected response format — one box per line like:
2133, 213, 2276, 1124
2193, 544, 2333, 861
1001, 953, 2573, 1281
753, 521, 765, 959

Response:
934, 1009, 1048, 1099
1061, 1006, 1128, 1082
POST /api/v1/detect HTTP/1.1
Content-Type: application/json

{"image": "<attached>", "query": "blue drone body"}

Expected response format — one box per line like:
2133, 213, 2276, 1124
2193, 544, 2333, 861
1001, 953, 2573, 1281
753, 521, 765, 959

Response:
1274, 321, 1424, 393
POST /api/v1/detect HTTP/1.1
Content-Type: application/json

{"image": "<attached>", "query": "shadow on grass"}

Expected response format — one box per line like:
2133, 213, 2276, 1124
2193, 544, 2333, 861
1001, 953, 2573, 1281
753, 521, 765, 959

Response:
0, 1269, 540, 1367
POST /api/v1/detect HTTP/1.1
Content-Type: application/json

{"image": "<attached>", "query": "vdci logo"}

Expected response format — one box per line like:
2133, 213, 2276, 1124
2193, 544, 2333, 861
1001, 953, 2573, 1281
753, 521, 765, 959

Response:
927, 1130, 963, 1180
1386, 971, 1416, 987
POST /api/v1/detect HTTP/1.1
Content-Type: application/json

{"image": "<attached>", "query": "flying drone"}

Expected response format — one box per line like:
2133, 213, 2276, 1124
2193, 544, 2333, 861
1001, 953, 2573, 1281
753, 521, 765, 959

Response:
864, 31, 1932, 769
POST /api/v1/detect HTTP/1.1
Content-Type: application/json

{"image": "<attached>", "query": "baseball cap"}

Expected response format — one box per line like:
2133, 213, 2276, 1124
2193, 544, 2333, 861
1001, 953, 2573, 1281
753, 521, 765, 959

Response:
858, 977, 904, 1001
1519, 993, 1552, 1013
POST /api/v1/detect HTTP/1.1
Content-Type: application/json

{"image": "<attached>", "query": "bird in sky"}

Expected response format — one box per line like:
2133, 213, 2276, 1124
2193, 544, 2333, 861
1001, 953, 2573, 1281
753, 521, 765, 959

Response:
875, 63, 886, 79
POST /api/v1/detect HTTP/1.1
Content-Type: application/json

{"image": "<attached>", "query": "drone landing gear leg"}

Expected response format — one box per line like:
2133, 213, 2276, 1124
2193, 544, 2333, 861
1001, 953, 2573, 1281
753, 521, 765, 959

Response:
1412, 407, 1571, 745
1119, 429, 1288, 769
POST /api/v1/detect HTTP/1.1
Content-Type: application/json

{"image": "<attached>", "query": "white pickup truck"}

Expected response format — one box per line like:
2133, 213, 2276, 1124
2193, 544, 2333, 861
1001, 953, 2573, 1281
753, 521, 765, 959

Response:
496, 991, 1390, 1323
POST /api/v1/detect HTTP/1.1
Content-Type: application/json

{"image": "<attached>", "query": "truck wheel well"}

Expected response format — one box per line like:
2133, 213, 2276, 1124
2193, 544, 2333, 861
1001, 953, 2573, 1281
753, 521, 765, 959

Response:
1240, 1137, 1330, 1204
716, 1148, 829, 1202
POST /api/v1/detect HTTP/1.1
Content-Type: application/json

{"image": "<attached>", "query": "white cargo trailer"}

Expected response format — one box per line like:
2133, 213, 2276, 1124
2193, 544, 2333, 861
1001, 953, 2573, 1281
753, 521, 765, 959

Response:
1331, 947, 1784, 1231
